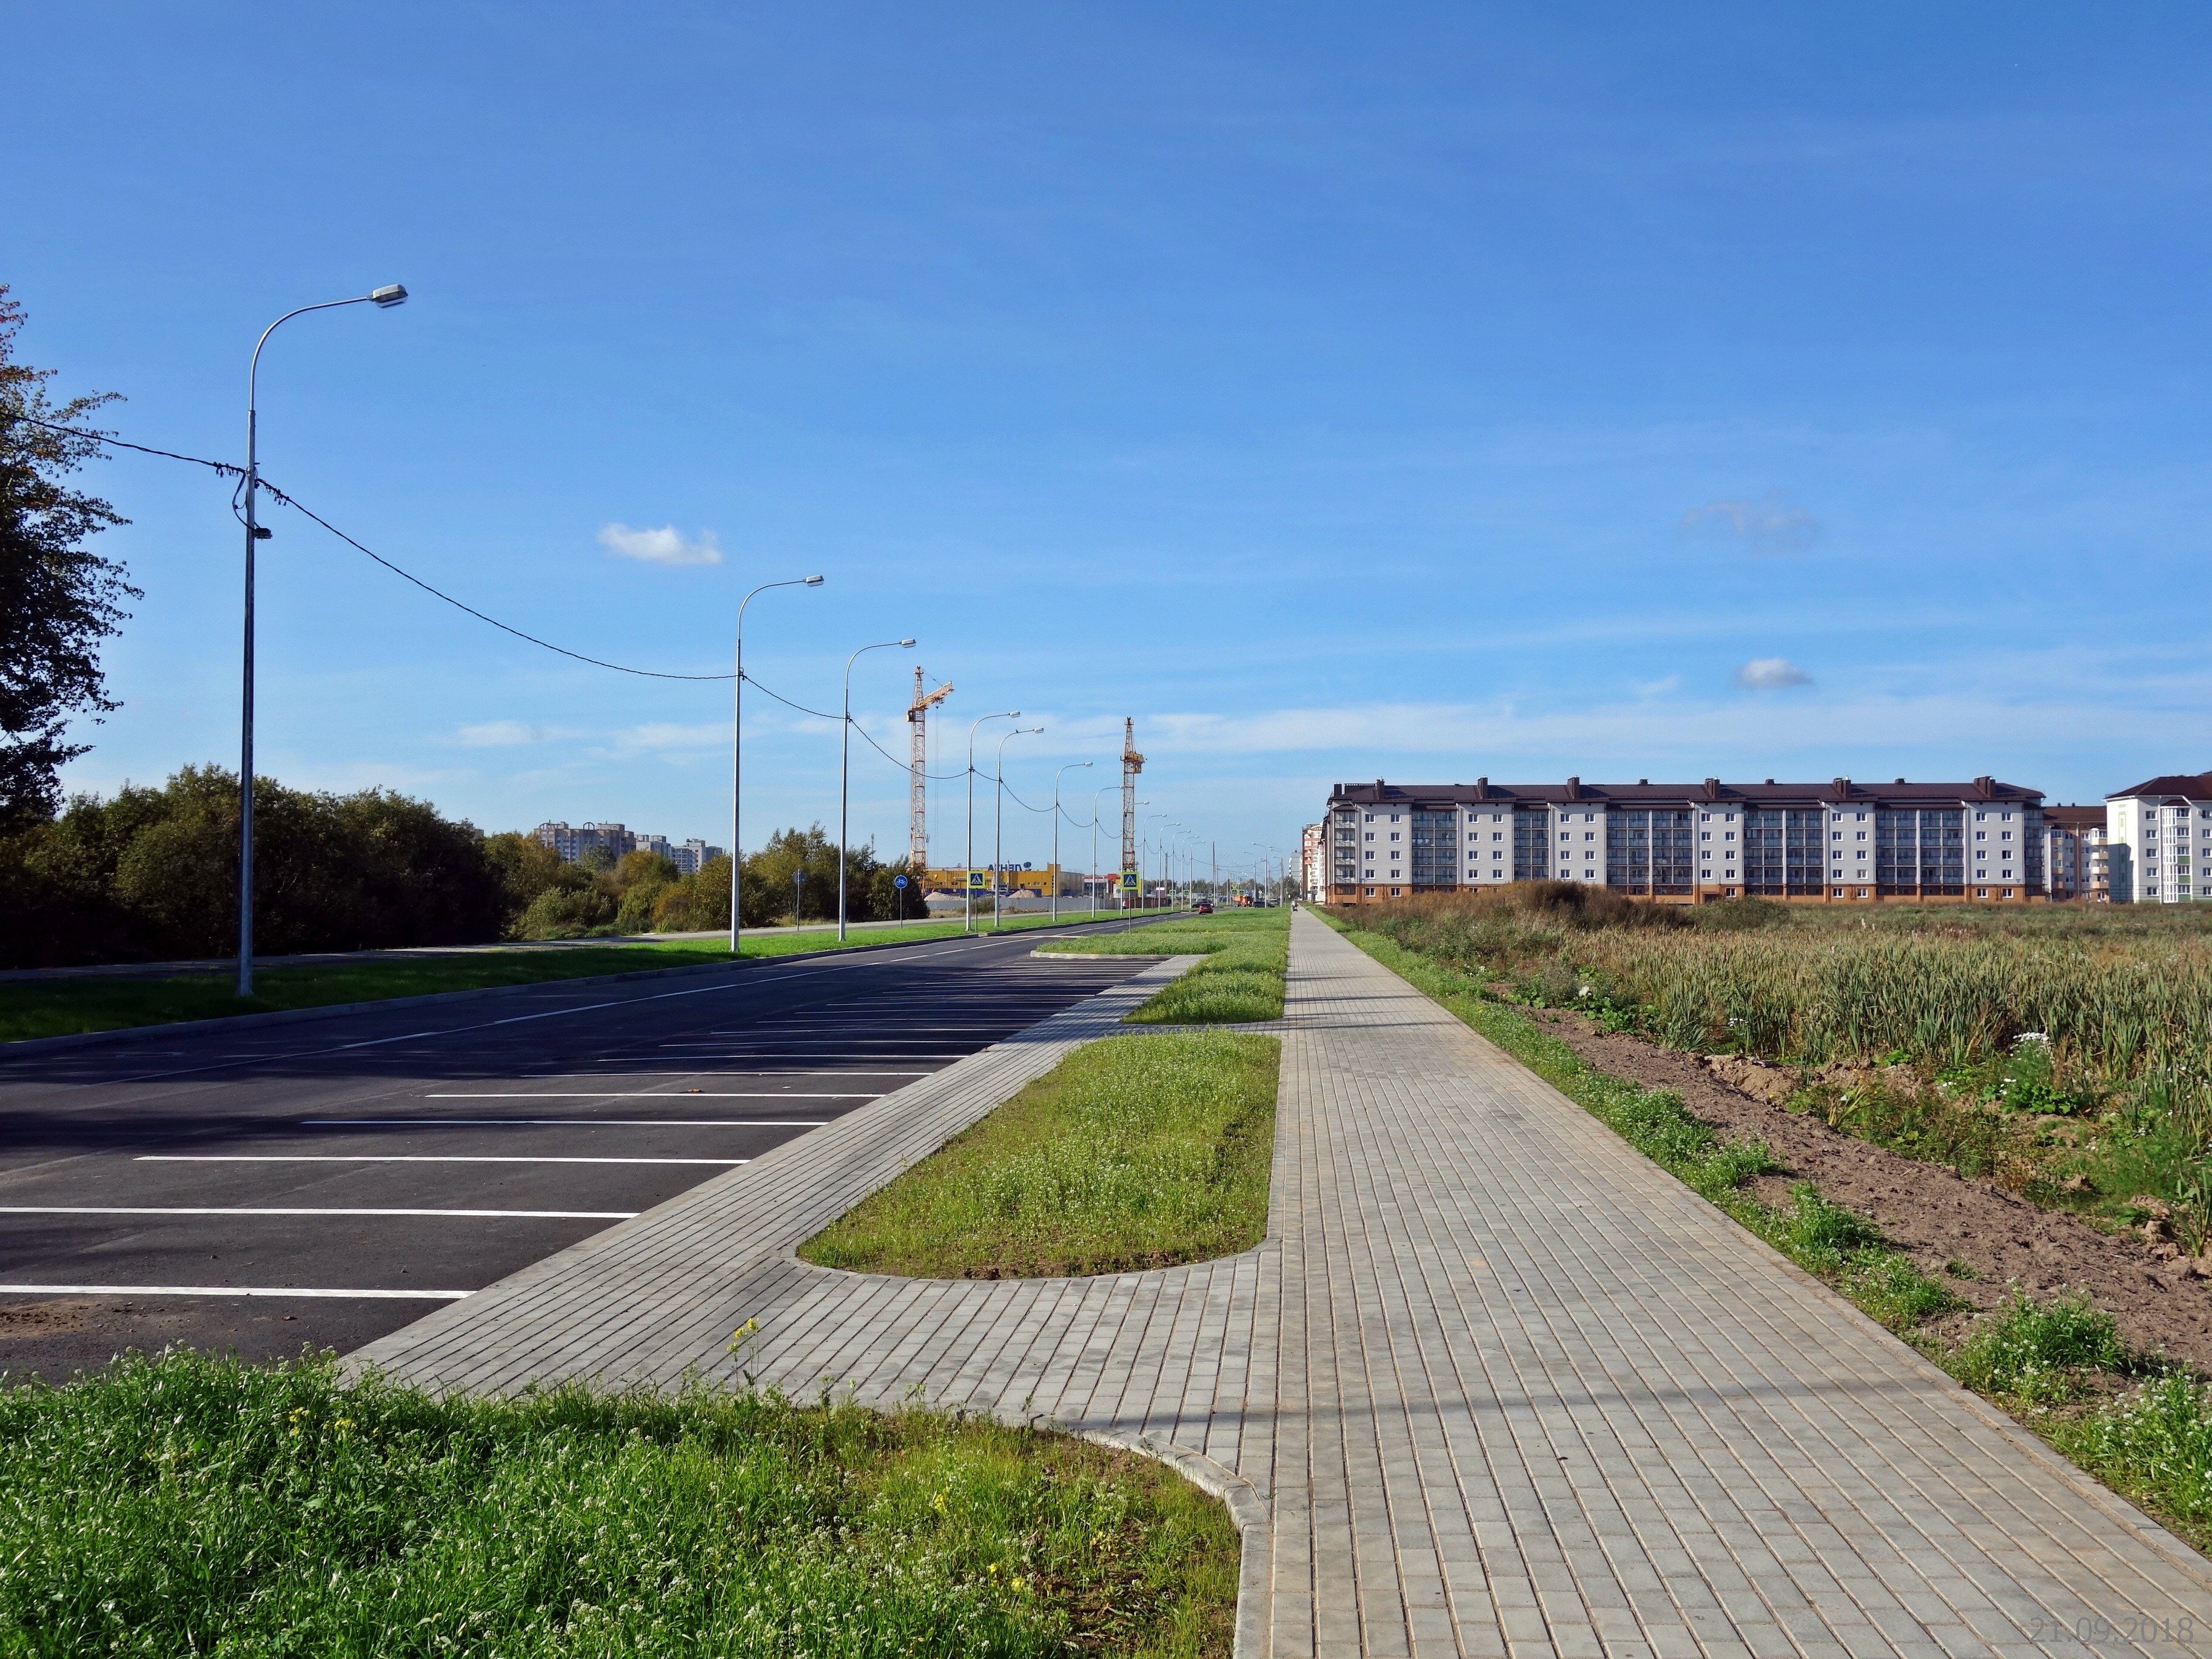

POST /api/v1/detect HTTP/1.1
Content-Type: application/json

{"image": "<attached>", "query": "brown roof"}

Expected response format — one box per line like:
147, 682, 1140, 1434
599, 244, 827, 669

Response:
2108, 771, 2212, 801
2042, 805, 2105, 830
1329, 776, 2043, 810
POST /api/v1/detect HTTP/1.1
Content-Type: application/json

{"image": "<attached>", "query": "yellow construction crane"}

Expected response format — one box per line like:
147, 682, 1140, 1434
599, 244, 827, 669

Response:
908, 666, 954, 870
1120, 717, 1144, 897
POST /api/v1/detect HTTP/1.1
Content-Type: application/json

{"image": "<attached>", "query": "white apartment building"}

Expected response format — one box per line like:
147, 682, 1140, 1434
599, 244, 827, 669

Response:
1324, 776, 2046, 905
2106, 772, 2212, 903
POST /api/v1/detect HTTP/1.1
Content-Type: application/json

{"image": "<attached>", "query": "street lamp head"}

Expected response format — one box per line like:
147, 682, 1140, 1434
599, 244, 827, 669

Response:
369, 284, 409, 309
899, 637, 916, 647
804, 575, 825, 585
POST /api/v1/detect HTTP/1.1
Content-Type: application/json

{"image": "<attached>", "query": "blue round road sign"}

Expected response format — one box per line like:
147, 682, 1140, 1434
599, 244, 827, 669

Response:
893, 874, 908, 888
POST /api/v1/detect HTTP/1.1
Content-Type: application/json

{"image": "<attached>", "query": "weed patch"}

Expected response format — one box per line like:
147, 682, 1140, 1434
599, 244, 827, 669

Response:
2057, 1370, 2212, 1537
1948, 1290, 2129, 1404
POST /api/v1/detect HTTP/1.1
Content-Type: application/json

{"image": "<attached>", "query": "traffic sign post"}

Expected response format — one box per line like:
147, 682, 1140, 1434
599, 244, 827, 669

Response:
893, 872, 908, 922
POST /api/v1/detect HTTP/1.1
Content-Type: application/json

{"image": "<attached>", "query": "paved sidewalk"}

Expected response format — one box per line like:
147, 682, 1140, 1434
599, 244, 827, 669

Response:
354, 913, 2212, 1656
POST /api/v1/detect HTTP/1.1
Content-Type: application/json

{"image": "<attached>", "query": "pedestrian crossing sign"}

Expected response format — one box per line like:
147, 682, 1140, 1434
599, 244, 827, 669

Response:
1119, 869, 1139, 892
967, 870, 988, 890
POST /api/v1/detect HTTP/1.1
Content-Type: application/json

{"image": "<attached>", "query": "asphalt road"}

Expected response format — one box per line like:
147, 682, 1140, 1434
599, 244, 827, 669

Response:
0, 923, 1152, 1381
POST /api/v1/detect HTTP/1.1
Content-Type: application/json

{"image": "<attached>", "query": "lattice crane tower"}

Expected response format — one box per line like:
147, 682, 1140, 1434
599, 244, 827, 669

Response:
1120, 717, 1144, 882
907, 666, 954, 870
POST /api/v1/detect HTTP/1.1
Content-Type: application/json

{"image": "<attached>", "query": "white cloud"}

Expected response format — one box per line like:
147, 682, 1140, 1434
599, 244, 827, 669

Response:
596, 522, 724, 567
1681, 494, 1820, 554
597, 722, 731, 757
456, 719, 550, 748
1734, 657, 1814, 689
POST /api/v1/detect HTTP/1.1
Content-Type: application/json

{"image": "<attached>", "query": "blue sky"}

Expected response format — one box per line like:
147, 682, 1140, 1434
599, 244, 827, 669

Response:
11, 4, 2210, 879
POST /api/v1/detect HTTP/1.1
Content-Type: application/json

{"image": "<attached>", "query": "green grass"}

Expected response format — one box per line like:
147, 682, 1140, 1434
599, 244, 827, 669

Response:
0, 1347, 1238, 1658
1322, 908, 2212, 1555
0, 911, 1175, 1046
1040, 910, 1289, 1025
1946, 1289, 2129, 1404
2058, 1370, 2212, 1540
801, 1031, 1279, 1278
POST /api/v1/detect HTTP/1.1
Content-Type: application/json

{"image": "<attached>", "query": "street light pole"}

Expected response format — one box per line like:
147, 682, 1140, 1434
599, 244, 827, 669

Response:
731, 574, 824, 955
964, 711, 1018, 934
991, 726, 1041, 931
236, 282, 408, 999
1090, 784, 1114, 916
1051, 761, 1093, 922
839, 637, 916, 942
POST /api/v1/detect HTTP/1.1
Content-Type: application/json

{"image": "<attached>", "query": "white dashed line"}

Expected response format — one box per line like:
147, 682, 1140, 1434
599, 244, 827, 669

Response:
0, 1206, 636, 1219
301, 1118, 828, 1128
0, 1284, 471, 1300
135, 1155, 748, 1167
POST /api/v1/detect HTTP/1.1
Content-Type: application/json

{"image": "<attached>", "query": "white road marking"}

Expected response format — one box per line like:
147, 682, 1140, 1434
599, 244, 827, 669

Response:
301, 1118, 828, 1128
0, 1206, 636, 1219
528, 1070, 930, 1078
0, 1284, 469, 1300
421, 1091, 881, 1099
135, 1155, 748, 1166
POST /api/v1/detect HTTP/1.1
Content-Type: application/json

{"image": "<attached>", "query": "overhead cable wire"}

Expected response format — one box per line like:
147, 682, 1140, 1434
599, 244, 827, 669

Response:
18, 413, 1119, 797
0, 411, 247, 479
261, 485, 748, 684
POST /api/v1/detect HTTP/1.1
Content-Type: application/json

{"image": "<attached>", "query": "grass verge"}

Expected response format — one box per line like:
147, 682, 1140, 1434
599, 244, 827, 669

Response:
1322, 908, 2212, 1555
0, 1347, 1238, 1658
0, 911, 1178, 1046
802, 1030, 1278, 1278
1041, 910, 1289, 1025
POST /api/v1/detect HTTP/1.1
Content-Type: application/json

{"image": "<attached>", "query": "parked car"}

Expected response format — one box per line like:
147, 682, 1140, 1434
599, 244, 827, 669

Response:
1191, 899, 1214, 914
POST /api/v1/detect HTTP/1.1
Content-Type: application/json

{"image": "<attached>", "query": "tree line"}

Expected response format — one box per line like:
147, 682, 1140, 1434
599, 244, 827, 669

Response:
1, 765, 925, 970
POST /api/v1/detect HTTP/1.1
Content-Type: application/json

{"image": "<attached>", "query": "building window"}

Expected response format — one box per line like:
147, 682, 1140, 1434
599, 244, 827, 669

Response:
1856, 888, 1868, 897
2002, 888, 2014, 898
1976, 888, 1987, 898
1390, 886, 1402, 896
1363, 886, 1375, 896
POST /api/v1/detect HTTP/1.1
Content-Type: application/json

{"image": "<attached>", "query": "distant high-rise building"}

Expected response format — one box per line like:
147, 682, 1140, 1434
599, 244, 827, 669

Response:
531, 822, 722, 870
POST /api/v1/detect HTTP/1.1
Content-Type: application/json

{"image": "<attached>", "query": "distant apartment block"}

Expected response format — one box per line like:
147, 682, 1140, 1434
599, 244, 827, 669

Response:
2040, 806, 2109, 902
1323, 776, 2046, 905
1301, 822, 1327, 901
2105, 771, 2212, 903
532, 821, 723, 872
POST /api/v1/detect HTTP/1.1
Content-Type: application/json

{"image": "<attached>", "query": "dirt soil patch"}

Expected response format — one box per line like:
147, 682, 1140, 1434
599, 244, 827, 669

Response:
1527, 1008, 2212, 1372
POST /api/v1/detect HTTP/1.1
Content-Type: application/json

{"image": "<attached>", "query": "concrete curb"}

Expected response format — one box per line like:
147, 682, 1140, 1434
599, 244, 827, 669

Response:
3, 917, 1151, 1059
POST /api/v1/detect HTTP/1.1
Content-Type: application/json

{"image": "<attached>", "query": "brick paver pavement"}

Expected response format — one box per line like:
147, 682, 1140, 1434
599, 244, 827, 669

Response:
354, 914, 2212, 1655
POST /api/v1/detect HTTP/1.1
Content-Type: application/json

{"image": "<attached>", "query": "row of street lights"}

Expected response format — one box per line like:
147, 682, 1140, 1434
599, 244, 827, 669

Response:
223, 287, 1198, 993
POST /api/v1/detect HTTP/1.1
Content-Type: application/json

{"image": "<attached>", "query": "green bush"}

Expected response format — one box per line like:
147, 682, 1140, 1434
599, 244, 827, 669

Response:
0, 766, 508, 967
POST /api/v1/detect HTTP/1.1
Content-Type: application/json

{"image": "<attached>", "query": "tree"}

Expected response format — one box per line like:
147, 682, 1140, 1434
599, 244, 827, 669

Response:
0, 287, 139, 832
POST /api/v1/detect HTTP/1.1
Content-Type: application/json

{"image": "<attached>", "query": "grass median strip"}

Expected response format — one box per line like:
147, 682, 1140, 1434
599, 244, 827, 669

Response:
1041, 910, 1289, 1025
0, 911, 1178, 1046
0, 1348, 1237, 1657
1322, 908, 2212, 1557
801, 1030, 1278, 1278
